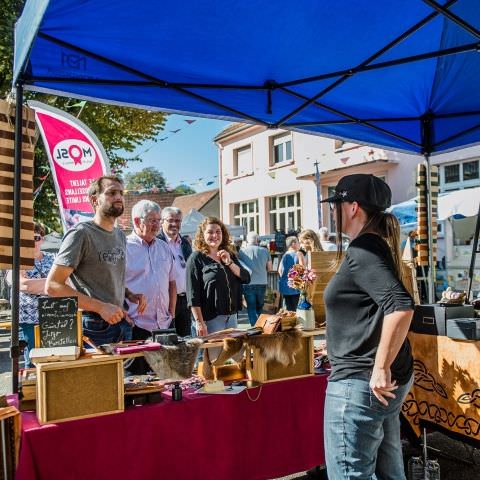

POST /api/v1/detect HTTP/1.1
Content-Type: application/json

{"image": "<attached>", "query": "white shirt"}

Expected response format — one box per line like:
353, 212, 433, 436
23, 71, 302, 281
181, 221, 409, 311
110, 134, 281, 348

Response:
162, 231, 187, 294
320, 240, 337, 251
125, 232, 174, 331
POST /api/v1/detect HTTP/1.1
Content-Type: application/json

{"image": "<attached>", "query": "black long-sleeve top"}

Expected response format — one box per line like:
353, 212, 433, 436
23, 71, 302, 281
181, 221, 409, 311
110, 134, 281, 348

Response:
186, 251, 250, 322
324, 233, 414, 385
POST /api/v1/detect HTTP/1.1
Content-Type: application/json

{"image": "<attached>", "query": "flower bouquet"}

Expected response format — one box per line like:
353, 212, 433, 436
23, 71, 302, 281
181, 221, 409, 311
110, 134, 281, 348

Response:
287, 264, 317, 329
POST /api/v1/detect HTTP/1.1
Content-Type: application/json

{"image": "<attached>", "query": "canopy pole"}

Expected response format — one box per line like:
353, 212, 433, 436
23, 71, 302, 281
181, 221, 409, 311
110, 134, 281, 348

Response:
421, 112, 436, 303
11, 83, 24, 394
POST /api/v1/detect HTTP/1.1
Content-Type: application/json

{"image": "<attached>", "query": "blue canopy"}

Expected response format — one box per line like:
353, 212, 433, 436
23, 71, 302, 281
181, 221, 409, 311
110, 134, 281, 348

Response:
13, 0, 480, 155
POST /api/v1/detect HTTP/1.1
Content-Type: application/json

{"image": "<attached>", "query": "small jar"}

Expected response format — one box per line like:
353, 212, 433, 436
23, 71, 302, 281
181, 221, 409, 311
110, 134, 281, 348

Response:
172, 382, 182, 401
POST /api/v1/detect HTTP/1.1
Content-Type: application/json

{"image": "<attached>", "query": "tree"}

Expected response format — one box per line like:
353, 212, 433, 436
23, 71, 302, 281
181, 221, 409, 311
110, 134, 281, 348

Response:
1, 2, 167, 231
173, 184, 196, 195
124, 167, 167, 191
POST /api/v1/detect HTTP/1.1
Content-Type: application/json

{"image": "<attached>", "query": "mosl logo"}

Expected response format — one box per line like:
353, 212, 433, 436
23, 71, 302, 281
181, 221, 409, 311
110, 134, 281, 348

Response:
53, 140, 95, 171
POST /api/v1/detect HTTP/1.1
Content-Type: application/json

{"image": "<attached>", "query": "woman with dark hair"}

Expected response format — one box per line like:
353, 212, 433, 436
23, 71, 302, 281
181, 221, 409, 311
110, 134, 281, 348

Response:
278, 236, 304, 311
6, 223, 55, 367
186, 217, 250, 336
321, 174, 414, 480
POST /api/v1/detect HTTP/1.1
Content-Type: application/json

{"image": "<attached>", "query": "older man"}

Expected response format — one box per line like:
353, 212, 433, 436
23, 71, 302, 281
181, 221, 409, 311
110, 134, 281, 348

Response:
46, 176, 146, 346
239, 231, 272, 326
158, 206, 192, 336
126, 200, 176, 373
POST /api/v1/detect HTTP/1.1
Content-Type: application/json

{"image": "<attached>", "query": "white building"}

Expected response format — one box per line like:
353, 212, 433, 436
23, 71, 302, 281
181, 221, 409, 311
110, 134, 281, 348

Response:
215, 123, 420, 235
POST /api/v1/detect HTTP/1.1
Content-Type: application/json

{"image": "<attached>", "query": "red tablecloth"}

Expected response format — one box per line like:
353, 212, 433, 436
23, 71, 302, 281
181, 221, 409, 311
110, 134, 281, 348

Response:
16, 375, 327, 480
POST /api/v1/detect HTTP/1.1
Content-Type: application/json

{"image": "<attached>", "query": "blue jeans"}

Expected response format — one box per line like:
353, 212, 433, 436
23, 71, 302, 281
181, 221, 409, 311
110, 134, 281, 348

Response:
82, 313, 131, 346
19, 323, 36, 368
243, 284, 267, 326
324, 373, 413, 480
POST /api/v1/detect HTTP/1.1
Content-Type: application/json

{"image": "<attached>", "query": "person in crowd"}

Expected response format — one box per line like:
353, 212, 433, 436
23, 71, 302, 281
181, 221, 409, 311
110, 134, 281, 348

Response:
186, 217, 250, 337
126, 200, 176, 374
278, 236, 304, 311
158, 206, 193, 337
239, 231, 272, 326
321, 174, 414, 479
298, 229, 323, 267
46, 176, 146, 346
6, 223, 55, 367
318, 226, 337, 251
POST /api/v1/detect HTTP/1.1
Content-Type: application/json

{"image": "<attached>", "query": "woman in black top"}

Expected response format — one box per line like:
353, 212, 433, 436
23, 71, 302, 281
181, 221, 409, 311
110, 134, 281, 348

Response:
321, 174, 414, 480
186, 217, 250, 336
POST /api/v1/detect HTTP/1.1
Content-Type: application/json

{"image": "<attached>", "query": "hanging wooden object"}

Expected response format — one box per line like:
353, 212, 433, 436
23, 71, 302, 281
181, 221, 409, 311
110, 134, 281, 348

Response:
416, 163, 438, 267
0, 99, 36, 269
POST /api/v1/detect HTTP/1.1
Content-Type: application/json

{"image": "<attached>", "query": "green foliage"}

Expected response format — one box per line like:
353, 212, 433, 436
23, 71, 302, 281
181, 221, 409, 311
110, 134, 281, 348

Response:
173, 184, 196, 195
1, 2, 167, 231
124, 167, 167, 191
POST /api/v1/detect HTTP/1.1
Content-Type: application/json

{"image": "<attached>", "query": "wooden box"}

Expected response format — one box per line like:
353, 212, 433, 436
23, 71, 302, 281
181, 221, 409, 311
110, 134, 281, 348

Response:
245, 331, 319, 383
36, 356, 124, 425
197, 362, 245, 381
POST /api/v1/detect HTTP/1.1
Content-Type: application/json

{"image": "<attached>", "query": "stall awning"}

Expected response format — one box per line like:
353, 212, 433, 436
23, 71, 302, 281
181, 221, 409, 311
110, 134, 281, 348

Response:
13, 0, 480, 156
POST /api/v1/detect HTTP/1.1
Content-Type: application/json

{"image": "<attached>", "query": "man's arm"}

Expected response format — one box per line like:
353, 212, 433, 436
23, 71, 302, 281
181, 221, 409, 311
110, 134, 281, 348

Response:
7, 270, 46, 295
45, 264, 125, 324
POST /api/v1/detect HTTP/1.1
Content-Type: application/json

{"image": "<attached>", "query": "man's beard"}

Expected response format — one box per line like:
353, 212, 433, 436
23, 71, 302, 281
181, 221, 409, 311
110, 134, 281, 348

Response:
103, 204, 124, 218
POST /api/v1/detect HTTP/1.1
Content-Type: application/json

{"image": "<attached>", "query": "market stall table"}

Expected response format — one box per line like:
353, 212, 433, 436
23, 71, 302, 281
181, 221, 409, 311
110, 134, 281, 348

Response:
16, 374, 327, 480
402, 332, 480, 444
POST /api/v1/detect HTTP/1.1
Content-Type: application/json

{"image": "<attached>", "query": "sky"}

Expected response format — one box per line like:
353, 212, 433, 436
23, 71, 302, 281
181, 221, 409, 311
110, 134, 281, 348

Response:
124, 114, 230, 192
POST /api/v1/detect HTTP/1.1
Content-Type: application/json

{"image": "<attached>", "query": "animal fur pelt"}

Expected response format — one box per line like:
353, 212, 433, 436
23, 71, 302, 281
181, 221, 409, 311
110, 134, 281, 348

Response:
246, 328, 303, 366
212, 337, 244, 366
144, 338, 203, 380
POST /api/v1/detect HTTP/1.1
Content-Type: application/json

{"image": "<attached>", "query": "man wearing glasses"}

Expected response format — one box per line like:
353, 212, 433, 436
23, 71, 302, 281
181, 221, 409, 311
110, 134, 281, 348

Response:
126, 200, 176, 373
158, 206, 193, 337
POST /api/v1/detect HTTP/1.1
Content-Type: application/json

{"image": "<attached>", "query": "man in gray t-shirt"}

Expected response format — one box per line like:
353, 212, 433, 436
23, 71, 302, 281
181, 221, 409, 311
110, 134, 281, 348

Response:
46, 176, 146, 345
239, 232, 272, 326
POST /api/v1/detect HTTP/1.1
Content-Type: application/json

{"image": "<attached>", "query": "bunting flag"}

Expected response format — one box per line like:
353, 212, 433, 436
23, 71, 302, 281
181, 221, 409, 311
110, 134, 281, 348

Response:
184, 119, 196, 124
29, 101, 110, 233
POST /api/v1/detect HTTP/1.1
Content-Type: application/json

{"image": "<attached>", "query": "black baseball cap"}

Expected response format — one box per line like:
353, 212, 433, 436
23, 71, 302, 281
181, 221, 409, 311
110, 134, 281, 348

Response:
321, 174, 392, 210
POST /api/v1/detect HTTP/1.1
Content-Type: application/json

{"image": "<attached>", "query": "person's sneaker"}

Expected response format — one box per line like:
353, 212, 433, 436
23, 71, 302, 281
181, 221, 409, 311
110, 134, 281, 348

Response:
306, 465, 328, 479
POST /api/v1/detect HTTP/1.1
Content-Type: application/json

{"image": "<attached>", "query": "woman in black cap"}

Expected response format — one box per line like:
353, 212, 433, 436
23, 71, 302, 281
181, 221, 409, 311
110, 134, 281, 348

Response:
322, 174, 414, 480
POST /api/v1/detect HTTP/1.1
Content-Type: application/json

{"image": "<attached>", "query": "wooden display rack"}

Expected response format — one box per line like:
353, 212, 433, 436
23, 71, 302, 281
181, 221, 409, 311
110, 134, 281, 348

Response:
245, 329, 322, 383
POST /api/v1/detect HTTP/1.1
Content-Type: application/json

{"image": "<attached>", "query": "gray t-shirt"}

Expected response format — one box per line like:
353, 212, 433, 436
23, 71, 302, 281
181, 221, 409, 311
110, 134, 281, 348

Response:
54, 221, 126, 308
239, 245, 270, 285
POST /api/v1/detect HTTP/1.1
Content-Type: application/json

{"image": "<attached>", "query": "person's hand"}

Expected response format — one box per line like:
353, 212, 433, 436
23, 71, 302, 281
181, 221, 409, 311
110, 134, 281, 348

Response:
370, 366, 398, 406
217, 249, 231, 265
195, 319, 208, 337
128, 292, 147, 314
98, 303, 125, 325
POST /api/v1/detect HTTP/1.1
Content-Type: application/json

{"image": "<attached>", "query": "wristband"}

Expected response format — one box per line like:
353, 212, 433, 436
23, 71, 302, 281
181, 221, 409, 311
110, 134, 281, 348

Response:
224, 260, 232, 266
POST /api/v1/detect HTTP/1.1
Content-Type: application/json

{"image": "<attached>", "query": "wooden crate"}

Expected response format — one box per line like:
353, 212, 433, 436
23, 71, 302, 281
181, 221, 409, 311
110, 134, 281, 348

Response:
197, 362, 245, 381
36, 356, 124, 424
245, 330, 320, 383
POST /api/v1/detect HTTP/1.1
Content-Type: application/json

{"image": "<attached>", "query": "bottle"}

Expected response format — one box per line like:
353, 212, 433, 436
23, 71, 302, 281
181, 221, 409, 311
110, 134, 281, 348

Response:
425, 459, 440, 480
172, 382, 182, 401
408, 456, 424, 480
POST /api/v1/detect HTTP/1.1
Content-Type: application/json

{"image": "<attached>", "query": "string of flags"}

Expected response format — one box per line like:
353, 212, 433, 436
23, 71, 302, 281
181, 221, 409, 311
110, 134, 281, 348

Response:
124, 174, 219, 194
128, 118, 198, 159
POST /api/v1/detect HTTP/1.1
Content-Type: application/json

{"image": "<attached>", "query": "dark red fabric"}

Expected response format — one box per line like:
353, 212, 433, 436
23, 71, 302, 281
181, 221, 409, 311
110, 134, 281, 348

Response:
16, 375, 327, 480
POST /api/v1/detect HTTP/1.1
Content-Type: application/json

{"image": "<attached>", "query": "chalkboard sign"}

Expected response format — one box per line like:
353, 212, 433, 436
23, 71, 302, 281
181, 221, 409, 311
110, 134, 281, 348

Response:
38, 297, 80, 348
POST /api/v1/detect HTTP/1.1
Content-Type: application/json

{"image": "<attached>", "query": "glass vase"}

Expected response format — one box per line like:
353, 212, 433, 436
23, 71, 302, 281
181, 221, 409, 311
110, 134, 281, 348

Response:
296, 292, 315, 330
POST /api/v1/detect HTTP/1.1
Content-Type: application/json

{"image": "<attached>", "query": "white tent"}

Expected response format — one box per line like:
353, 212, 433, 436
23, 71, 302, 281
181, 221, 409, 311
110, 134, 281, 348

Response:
181, 209, 245, 239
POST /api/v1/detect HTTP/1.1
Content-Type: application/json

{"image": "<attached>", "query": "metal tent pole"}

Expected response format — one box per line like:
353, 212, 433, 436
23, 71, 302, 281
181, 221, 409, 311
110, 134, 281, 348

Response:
11, 84, 24, 394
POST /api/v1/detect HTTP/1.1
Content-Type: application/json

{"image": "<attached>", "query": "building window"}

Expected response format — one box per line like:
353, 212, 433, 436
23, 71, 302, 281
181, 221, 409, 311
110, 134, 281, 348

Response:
233, 200, 259, 233
270, 134, 292, 165
440, 159, 480, 191
233, 145, 252, 176
268, 192, 301, 233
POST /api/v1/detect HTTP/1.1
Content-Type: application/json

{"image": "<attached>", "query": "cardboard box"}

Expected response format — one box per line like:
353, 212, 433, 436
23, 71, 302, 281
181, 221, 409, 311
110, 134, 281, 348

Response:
411, 304, 475, 336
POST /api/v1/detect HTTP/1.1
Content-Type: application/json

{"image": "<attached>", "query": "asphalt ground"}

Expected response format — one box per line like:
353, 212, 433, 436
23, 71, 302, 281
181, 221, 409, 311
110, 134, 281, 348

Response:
0, 311, 478, 479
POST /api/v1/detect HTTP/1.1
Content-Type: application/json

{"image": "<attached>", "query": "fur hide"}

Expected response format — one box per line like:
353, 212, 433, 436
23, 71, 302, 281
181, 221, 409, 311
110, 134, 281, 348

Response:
246, 329, 303, 366
144, 338, 203, 380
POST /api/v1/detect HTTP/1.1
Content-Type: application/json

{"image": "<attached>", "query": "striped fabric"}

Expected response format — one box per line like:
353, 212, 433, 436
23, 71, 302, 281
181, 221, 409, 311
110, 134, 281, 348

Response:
416, 163, 438, 267
0, 100, 36, 269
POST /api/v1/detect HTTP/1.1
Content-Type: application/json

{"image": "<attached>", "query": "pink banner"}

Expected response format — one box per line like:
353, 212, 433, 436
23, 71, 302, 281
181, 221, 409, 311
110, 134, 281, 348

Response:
30, 101, 109, 232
